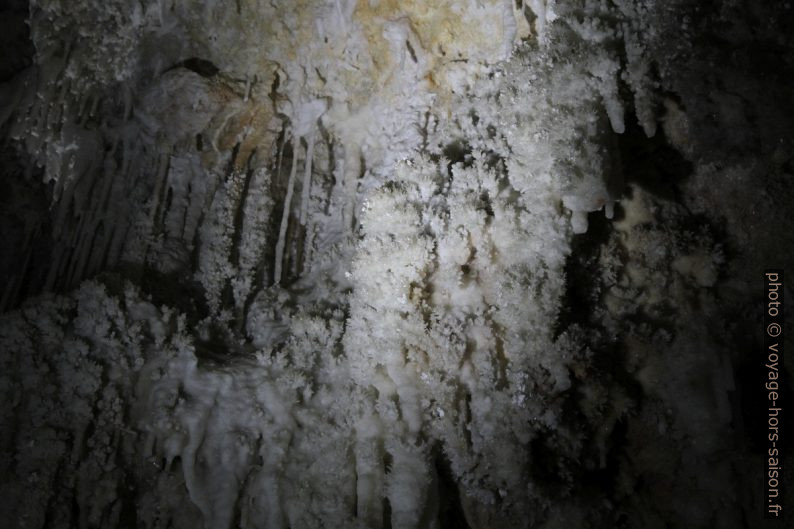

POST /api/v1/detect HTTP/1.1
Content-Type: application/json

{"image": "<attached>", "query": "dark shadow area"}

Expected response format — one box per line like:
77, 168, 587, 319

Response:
166, 57, 220, 78
433, 450, 473, 529
616, 116, 693, 202
0, 0, 34, 83
553, 208, 613, 337
0, 143, 53, 313
0, 0, 49, 313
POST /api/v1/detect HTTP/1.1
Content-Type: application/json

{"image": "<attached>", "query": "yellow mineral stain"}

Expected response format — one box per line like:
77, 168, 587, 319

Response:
354, 0, 506, 93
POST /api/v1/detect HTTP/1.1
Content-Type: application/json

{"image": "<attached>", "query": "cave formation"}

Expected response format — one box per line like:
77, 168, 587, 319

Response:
0, 1, 793, 528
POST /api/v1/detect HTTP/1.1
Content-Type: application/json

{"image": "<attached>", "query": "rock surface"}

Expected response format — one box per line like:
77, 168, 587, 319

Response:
0, 1, 792, 528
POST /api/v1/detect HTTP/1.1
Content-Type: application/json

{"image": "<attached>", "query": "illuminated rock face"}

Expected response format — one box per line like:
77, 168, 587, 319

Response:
1, 1, 793, 528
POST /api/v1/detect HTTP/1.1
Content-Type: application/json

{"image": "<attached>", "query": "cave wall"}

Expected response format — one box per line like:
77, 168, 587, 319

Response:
1, 1, 793, 528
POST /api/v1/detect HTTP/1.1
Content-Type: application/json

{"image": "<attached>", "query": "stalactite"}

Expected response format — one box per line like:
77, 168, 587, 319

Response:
274, 133, 299, 285
342, 144, 360, 230
299, 132, 315, 227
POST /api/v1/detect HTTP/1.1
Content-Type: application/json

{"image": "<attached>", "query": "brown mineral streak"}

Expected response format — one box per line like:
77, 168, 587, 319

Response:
199, 73, 279, 171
